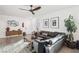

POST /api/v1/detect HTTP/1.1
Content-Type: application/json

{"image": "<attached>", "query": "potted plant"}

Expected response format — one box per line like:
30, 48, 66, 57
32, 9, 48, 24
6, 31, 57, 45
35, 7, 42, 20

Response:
64, 14, 77, 48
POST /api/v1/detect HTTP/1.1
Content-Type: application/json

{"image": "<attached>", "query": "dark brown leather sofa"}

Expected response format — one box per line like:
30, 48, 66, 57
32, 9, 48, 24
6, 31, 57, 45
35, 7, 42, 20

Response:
32, 31, 65, 39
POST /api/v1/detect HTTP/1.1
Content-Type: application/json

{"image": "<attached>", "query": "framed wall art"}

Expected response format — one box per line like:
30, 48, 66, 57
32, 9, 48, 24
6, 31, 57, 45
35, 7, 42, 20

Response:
7, 20, 19, 27
50, 17, 59, 28
43, 19, 49, 28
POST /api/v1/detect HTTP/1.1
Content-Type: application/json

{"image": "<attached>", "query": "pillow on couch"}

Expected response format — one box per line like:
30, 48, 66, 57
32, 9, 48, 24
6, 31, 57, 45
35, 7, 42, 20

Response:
42, 33, 48, 36
47, 32, 58, 37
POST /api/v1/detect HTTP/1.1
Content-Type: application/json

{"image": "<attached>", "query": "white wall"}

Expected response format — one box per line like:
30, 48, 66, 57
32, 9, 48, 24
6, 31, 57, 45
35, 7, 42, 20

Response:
0, 15, 37, 38
37, 6, 79, 41
0, 15, 7, 38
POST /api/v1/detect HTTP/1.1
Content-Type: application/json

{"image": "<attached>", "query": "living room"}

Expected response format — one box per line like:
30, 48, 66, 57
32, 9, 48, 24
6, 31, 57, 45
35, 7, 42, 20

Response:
0, 5, 79, 53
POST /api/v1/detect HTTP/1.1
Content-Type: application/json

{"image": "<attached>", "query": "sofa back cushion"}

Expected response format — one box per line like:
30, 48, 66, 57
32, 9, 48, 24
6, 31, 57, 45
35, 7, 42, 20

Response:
40, 31, 59, 38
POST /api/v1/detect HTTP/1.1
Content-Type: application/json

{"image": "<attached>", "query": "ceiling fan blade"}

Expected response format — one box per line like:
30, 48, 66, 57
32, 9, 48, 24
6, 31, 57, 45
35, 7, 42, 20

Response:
30, 11, 35, 15
19, 8, 35, 15
19, 8, 28, 11
32, 6, 41, 11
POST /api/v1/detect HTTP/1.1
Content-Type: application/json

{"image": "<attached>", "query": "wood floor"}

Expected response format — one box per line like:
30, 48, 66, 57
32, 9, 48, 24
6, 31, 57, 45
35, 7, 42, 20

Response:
0, 35, 23, 47
59, 46, 79, 53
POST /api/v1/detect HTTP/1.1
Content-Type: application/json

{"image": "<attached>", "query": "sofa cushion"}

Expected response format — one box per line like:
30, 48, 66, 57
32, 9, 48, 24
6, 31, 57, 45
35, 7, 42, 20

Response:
47, 32, 59, 37
42, 33, 48, 36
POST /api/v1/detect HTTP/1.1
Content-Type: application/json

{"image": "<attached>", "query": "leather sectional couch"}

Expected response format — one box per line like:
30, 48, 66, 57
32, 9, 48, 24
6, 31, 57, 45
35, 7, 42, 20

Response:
32, 31, 66, 53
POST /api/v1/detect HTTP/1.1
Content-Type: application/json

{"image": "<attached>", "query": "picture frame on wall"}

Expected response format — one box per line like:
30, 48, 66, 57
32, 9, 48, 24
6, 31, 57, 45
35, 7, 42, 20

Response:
43, 19, 49, 28
50, 17, 59, 28
7, 20, 19, 27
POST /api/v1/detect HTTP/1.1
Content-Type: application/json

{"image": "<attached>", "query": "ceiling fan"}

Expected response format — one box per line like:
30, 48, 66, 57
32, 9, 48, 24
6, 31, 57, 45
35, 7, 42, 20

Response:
19, 5, 41, 15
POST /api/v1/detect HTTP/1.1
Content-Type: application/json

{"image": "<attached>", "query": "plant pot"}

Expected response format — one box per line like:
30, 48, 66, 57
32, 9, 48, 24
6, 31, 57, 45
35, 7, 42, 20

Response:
65, 40, 76, 49
76, 40, 79, 49
69, 42, 76, 49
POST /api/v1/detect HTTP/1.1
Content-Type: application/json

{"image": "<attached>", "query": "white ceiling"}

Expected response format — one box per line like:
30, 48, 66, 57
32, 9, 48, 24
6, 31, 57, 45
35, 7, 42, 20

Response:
0, 5, 77, 18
